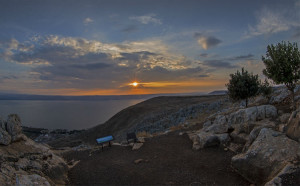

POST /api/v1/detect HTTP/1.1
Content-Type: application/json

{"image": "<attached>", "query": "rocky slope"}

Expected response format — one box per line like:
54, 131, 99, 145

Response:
188, 85, 300, 185
47, 95, 228, 147
0, 115, 68, 185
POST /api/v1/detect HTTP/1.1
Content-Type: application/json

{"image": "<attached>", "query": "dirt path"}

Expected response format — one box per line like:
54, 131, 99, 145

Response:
63, 132, 249, 185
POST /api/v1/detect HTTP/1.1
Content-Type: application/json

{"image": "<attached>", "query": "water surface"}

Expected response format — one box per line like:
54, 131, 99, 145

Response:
0, 99, 145, 130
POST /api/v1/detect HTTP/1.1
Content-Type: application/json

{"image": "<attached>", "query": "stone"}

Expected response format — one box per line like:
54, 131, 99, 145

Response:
132, 143, 143, 150
228, 143, 243, 153
278, 124, 286, 132
286, 109, 300, 141
6, 114, 23, 142
232, 128, 300, 184
137, 137, 145, 143
204, 115, 228, 134
0, 127, 11, 145
16, 174, 50, 186
203, 120, 212, 128
279, 113, 291, 123
228, 105, 277, 129
269, 87, 290, 104
192, 131, 230, 150
0, 117, 6, 130
134, 159, 143, 164
264, 163, 300, 186
230, 132, 248, 144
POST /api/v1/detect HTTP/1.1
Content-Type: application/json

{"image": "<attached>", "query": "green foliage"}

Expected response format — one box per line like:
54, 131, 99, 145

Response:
262, 41, 300, 109
259, 79, 273, 100
262, 41, 300, 90
226, 68, 260, 107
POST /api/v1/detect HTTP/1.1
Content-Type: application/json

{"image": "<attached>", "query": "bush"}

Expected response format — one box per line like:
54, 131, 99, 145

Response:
259, 79, 273, 100
226, 68, 260, 107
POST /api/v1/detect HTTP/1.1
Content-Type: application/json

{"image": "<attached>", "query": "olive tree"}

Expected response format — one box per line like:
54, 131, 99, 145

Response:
226, 68, 260, 107
262, 41, 300, 110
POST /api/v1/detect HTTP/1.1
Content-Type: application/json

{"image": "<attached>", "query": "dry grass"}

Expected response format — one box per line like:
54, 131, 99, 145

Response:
169, 125, 184, 131
136, 131, 153, 138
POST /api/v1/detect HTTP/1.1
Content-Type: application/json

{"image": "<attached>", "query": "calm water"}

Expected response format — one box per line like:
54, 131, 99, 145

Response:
0, 99, 145, 130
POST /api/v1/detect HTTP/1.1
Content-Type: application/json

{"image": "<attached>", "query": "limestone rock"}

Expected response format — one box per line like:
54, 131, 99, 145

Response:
286, 108, 300, 142
192, 131, 230, 150
16, 174, 50, 186
269, 87, 290, 104
232, 128, 300, 184
203, 120, 212, 128
203, 115, 228, 134
0, 117, 6, 130
132, 143, 143, 150
134, 159, 143, 164
0, 127, 11, 145
6, 114, 23, 142
279, 113, 291, 123
264, 163, 300, 186
228, 105, 277, 129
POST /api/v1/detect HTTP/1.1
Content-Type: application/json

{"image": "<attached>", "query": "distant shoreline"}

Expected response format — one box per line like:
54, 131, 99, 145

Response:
0, 91, 226, 101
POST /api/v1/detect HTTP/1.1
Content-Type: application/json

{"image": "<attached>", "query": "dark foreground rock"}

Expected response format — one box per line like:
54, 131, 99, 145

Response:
232, 128, 300, 184
0, 114, 68, 185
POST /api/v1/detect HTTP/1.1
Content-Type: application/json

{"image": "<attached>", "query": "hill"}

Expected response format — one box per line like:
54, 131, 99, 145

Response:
48, 95, 226, 147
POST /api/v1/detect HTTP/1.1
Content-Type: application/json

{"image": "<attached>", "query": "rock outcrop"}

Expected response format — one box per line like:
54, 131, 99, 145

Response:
0, 114, 68, 185
190, 105, 278, 150
231, 128, 300, 184
0, 114, 25, 145
286, 108, 300, 142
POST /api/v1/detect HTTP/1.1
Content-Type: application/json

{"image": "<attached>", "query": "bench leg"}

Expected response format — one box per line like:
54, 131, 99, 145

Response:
109, 141, 111, 147
102, 144, 104, 151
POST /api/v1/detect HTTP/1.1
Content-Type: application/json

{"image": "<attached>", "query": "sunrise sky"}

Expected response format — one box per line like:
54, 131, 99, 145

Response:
0, 0, 300, 95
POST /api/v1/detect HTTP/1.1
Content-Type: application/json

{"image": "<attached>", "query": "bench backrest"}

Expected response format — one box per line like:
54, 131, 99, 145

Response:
96, 135, 114, 144
127, 132, 137, 140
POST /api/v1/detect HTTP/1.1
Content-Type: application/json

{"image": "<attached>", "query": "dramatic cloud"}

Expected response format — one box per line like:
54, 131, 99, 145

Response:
245, 2, 300, 38
83, 17, 93, 25
129, 14, 162, 25
1, 36, 204, 90
194, 33, 222, 50
202, 59, 237, 69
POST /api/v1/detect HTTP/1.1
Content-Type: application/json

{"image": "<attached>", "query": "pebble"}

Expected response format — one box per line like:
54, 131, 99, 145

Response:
134, 159, 143, 164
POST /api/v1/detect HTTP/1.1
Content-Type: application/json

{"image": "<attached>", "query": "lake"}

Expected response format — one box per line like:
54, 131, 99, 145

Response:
0, 99, 145, 130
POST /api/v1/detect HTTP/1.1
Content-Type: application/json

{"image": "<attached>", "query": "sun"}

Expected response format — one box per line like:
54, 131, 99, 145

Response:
132, 82, 138, 87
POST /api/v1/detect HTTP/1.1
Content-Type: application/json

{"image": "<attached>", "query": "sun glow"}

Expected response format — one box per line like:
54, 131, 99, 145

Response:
130, 82, 139, 87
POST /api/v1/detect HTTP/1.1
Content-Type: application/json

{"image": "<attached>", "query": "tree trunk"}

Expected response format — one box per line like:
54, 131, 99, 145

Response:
291, 89, 296, 110
245, 98, 248, 108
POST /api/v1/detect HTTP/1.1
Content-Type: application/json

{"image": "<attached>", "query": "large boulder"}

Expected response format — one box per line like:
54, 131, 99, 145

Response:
6, 114, 23, 142
189, 131, 230, 150
286, 108, 300, 141
228, 105, 277, 129
232, 128, 300, 184
269, 87, 290, 104
203, 115, 228, 134
16, 174, 50, 186
265, 163, 300, 186
0, 127, 11, 145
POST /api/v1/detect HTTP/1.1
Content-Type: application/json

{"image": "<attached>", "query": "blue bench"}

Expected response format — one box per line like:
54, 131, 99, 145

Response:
96, 135, 114, 150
